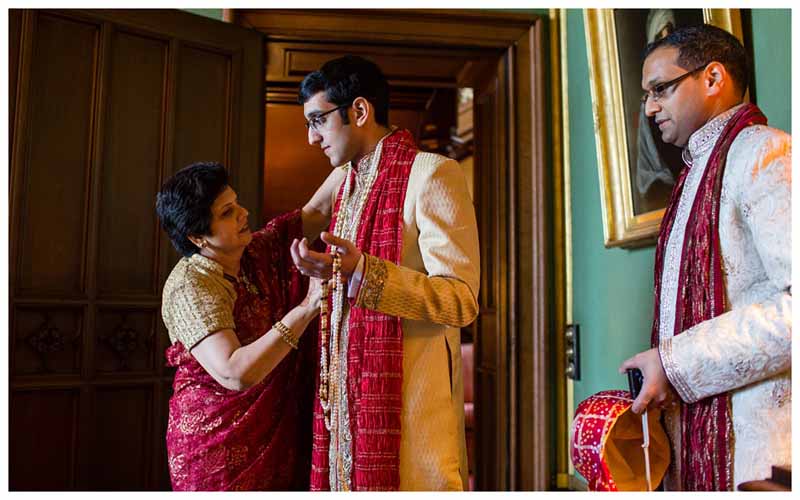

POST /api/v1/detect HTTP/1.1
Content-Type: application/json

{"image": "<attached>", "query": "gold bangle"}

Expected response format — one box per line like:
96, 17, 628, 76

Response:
274, 321, 298, 349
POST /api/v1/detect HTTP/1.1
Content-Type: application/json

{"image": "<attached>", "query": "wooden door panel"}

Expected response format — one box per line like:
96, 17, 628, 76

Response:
473, 53, 509, 490
17, 13, 99, 296
87, 386, 154, 489
12, 306, 85, 376
10, 10, 22, 161
9, 389, 81, 490
94, 308, 158, 373
97, 30, 168, 297
9, 9, 264, 490
173, 45, 231, 170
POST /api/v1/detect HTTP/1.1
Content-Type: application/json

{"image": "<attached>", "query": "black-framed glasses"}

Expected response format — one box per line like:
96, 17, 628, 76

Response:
641, 63, 708, 104
305, 102, 352, 132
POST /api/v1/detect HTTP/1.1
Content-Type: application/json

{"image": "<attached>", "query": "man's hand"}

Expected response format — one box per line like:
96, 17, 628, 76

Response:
619, 347, 678, 414
290, 232, 362, 280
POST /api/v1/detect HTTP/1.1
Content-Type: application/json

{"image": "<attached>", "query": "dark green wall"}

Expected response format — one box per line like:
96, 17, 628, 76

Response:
566, 9, 655, 407
566, 8, 791, 406
751, 9, 792, 132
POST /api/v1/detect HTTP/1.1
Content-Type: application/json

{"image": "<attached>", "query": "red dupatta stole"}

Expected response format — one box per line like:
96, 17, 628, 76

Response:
165, 210, 317, 491
650, 103, 767, 490
310, 129, 417, 491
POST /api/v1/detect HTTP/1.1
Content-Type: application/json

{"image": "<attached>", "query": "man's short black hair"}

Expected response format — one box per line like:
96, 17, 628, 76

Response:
298, 55, 390, 126
155, 162, 228, 257
644, 24, 750, 98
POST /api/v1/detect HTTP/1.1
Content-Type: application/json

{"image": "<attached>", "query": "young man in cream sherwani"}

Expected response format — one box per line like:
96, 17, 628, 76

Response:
292, 55, 479, 491
620, 25, 791, 491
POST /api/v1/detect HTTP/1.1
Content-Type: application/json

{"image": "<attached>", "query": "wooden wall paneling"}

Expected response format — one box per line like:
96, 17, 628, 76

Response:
9, 10, 23, 167
263, 103, 326, 220
173, 43, 230, 170
77, 9, 266, 226
262, 78, 432, 222
94, 307, 158, 373
160, 37, 181, 280
97, 28, 169, 297
266, 41, 489, 88
9, 11, 32, 291
224, 22, 264, 230
16, 12, 100, 297
262, 101, 427, 220
12, 306, 85, 376
87, 385, 153, 489
513, 20, 550, 490
9, 9, 266, 490
78, 19, 111, 488
225, 48, 243, 202
9, 389, 81, 490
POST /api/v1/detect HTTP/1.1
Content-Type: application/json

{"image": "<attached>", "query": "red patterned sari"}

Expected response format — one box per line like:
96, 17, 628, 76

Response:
165, 210, 317, 491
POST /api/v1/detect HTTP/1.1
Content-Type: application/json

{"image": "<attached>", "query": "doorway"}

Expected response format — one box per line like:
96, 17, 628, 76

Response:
231, 9, 552, 490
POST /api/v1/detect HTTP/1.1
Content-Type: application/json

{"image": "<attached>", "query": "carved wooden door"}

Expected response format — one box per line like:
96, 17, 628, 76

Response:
8, 9, 263, 490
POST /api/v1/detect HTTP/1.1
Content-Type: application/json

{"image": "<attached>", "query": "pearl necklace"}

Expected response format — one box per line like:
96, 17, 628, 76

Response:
318, 134, 387, 491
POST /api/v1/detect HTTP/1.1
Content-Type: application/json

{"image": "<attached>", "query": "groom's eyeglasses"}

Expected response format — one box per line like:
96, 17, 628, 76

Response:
641, 63, 708, 104
305, 103, 352, 132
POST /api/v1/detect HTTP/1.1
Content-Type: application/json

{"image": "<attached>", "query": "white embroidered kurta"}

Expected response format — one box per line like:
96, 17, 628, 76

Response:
656, 105, 792, 489
348, 151, 480, 490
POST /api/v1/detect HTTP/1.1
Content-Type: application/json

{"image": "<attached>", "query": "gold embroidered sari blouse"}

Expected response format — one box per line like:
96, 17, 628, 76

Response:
162, 253, 237, 350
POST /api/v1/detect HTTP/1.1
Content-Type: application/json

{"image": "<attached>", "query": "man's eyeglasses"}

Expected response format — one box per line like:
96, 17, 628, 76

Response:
641, 63, 708, 104
305, 103, 352, 132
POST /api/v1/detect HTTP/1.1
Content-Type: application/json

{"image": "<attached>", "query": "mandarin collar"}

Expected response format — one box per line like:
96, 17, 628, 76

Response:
686, 103, 747, 162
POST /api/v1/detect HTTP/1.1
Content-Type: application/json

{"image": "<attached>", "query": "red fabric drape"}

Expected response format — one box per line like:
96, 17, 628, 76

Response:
650, 104, 767, 491
165, 210, 317, 491
310, 129, 417, 491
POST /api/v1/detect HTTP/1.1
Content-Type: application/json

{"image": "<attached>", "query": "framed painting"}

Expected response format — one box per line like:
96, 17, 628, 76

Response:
584, 9, 743, 247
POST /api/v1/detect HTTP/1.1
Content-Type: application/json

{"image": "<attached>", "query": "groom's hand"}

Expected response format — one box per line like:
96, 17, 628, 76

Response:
290, 232, 362, 280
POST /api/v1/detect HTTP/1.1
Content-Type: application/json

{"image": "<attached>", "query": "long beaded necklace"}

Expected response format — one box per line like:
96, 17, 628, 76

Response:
318, 135, 387, 491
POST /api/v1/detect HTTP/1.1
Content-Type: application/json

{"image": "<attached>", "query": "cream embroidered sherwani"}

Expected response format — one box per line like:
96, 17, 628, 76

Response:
656, 104, 792, 489
343, 151, 479, 490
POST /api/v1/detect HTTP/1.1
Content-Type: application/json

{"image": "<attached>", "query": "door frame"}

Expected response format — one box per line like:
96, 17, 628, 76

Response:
231, 9, 552, 490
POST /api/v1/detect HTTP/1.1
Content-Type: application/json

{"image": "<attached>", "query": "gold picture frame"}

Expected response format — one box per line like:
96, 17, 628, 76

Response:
584, 9, 743, 248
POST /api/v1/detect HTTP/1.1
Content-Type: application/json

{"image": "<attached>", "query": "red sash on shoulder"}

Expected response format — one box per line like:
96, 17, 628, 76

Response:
311, 129, 417, 491
650, 103, 767, 491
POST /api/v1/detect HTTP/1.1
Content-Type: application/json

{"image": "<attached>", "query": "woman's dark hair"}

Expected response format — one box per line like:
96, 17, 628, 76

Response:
644, 24, 750, 98
298, 55, 390, 126
156, 162, 228, 257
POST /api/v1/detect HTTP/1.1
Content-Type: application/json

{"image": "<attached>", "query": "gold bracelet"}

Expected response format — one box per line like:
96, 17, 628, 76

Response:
274, 321, 298, 349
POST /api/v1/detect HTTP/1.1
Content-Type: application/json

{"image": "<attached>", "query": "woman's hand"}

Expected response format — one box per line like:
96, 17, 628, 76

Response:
301, 277, 324, 312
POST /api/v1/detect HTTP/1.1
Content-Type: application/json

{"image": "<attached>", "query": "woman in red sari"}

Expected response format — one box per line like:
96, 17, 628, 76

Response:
156, 162, 339, 490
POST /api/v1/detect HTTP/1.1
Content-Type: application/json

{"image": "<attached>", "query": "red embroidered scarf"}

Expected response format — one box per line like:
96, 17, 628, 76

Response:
650, 103, 767, 491
311, 129, 417, 491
